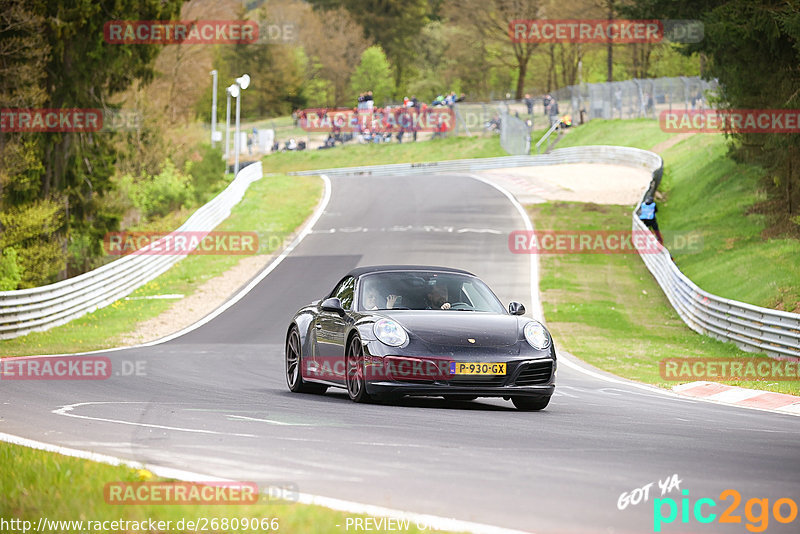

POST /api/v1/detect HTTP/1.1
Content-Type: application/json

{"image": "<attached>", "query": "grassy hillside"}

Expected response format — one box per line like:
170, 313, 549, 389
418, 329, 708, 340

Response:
261, 135, 509, 174
553, 119, 800, 311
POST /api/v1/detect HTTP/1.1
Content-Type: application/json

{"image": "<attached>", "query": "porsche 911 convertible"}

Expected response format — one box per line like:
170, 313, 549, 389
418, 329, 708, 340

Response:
284, 265, 555, 410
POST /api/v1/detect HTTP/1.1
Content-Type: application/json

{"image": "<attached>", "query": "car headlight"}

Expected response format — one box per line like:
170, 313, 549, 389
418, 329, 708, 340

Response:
523, 321, 551, 350
373, 318, 408, 347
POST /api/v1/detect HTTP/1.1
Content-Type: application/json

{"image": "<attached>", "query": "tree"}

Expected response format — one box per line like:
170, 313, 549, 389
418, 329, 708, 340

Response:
39, 0, 183, 277
641, 0, 800, 222
310, 0, 429, 94
349, 46, 395, 105
448, 0, 543, 99
299, 6, 370, 106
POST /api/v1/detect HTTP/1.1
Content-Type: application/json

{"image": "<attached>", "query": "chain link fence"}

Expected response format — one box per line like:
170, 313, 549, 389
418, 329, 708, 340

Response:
498, 104, 532, 155
452, 76, 718, 154
552, 76, 718, 122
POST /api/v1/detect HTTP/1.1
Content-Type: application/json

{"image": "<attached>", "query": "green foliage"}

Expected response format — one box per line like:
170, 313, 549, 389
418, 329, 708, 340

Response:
0, 248, 22, 291
349, 46, 395, 105
186, 144, 227, 204
639, 0, 800, 218
119, 161, 195, 221
211, 6, 308, 120
340, 0, 430, 91
0, 0, 183, 286
0, 200, 65, 287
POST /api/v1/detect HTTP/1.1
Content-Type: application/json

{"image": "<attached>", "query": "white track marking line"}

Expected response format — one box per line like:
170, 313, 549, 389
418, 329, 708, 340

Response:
0, 431, 535, 534
52, 401, 257, 438
227, 414, 312, 426
464, 172, 800, 417
11, 175, 332, 358
465, 173, 542, 323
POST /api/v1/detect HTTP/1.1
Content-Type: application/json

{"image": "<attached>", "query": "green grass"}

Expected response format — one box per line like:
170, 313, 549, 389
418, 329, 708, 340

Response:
551, 119, 800, 312
261, 136, 506, 174
657, 135, 800, 310
0, 174, 322, 357
555, 118, 676, 151
531, 202, 799, 395
0, 443, 443, 534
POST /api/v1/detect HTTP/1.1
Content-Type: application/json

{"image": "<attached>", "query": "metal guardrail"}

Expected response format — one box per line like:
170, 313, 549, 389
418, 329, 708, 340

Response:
287, 146, 662, 177
535, 120, 562, 153
631, 169, 800, 360
290, 147, 800, 359
0, 162, 264, 340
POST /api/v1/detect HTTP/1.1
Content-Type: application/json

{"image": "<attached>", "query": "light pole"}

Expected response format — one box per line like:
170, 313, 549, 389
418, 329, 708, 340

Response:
225, 84, 238, 167
210, 70, 218, 147
233, 74, 250, 176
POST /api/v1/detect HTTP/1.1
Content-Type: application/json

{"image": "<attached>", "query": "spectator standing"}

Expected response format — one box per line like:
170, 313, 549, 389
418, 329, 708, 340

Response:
549, 98, 559, 126
524, 93, 533, 115
637, 198, 663, 244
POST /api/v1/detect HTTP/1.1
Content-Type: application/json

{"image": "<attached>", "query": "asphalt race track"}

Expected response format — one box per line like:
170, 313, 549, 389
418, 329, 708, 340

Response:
2, 173, 799, 533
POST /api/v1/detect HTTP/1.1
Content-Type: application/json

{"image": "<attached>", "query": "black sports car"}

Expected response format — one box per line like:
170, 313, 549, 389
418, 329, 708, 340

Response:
285, 265, 556, 410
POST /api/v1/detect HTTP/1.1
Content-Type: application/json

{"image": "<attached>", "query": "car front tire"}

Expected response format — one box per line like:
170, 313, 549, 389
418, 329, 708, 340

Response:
346, 335, 371, 403
512, 396, 550, 411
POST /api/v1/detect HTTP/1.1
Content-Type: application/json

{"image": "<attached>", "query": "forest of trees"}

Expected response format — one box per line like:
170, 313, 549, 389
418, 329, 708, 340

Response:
0, 0, 798, 290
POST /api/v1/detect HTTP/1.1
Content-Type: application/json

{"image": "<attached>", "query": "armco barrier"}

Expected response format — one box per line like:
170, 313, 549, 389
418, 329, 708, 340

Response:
0, 162, 263, 340
290, 147, 799, 359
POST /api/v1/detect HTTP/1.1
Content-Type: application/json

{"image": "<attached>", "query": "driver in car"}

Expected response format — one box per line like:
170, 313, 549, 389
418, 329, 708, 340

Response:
426, 283, 452, 310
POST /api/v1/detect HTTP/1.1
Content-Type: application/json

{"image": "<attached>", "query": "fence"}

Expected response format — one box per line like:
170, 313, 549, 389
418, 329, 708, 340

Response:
499, 105, 532, 155
631, 164, 800, 360
290, 149, 799, 359
550, 76, 719, 122
0, 162, 264, 340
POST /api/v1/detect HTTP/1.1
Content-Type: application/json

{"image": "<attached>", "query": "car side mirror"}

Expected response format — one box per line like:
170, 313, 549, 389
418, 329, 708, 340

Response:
508, 302, 526, 316
321, 297, 345, 315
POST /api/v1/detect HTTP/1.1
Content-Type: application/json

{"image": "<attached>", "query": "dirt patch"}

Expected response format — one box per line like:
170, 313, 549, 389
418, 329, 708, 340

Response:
581, 203, 611, 213
480, 163, 652, 205
650, 133, 695, 154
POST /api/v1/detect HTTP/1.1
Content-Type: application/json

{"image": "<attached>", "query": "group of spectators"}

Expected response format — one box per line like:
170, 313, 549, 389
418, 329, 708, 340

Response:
287, 90, 465, 149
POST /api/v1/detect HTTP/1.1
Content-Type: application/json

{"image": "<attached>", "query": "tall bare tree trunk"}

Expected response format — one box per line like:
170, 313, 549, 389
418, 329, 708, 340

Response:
516, 59, 528, 100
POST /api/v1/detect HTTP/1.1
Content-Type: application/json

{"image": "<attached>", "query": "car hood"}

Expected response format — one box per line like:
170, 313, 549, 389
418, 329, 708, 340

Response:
382, 311, 520, 348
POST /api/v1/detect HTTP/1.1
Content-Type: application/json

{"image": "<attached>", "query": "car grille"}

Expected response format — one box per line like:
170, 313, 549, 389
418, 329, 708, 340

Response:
514, 360, 553, 386
447, 376, 507, 387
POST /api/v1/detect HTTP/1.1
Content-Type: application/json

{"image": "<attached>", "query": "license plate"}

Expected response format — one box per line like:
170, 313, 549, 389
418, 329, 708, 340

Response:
450, 362, 506, 375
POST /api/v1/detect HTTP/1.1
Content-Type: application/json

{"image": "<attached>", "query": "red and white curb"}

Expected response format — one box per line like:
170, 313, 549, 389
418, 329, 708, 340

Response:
673, 381, 800, 415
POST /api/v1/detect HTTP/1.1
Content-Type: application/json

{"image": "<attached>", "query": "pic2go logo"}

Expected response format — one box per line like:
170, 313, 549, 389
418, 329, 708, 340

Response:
653, 489, 798, 532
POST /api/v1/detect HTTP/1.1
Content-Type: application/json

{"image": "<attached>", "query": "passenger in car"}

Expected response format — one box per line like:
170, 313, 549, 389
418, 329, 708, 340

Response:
364, 287, 400, 310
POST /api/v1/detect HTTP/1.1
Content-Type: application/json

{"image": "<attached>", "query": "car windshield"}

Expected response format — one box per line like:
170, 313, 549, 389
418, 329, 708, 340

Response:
357, 271, 506, 313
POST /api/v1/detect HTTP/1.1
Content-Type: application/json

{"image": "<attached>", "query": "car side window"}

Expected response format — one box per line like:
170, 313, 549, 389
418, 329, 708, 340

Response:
332, 276, 355, 310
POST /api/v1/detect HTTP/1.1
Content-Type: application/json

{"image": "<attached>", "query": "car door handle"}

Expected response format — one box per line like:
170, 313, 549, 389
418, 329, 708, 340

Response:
315, 323, 322, 329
